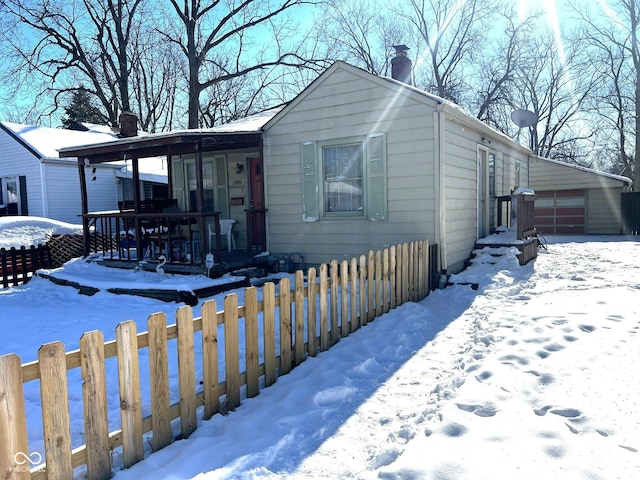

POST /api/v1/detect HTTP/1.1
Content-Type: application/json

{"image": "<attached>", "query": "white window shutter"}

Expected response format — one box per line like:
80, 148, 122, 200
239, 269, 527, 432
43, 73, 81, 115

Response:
301, 142, 319, 222
368, 133, 387, 221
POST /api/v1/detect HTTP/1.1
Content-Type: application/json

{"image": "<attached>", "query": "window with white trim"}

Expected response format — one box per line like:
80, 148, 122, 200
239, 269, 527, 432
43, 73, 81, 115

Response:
301, 133, 387, 221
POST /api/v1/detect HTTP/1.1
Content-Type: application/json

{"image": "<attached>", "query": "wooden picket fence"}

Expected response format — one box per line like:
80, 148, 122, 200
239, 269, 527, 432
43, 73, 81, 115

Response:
0, 240, 430, 480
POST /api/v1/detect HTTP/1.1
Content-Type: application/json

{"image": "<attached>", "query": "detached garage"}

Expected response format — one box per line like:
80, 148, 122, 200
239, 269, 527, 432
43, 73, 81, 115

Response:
529, 156, 632, 235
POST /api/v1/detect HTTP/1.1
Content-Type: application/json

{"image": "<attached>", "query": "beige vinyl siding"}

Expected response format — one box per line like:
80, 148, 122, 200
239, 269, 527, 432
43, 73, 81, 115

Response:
529, 157, 622, 190
265, 65, 437, 265
587, 188, 624, 234
442, 119, 481, 272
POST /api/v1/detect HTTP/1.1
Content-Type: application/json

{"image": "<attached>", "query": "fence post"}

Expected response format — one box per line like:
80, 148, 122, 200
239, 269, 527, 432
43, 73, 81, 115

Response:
201, 300, 220, 419
245, 286, 260, 397
390, 245, 397, 309
402, 243, 409, 304
147, 313, 171, 450
279, 278, 292, 374
367, 251, 375, 322
375, 250, 383, 317
330, 260, 339, 345
116, 321, 144, 468
340, 260, 349, 337
319, 264, 329, 351
80, 330, 111, 480
294, 272, 305, 366
177, 306, 197, 439
307, 268, 317, 356
349, 258, 358, 333
359, 255, 366, 325
39, 341, 73, 479
224, 294, 241, 410
383, 248, 390, 314
0, 354, 29, 480
263, 283, 277, 385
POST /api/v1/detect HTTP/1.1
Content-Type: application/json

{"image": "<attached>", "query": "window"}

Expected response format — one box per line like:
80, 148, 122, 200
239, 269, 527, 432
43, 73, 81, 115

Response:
172, 155, 228, 215
323, 143, 363, 215
489, 153, 496, 196
301, 134, 386, 222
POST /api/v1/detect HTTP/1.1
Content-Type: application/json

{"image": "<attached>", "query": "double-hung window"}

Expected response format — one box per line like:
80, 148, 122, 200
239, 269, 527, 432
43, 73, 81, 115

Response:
301, 133, 387, 222
323, 143, 363, 215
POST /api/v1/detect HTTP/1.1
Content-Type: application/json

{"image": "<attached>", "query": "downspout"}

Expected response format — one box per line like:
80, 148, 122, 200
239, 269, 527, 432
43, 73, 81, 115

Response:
435, 104, 448, 273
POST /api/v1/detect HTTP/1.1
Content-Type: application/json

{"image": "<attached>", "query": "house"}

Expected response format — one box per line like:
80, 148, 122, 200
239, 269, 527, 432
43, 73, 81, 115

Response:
0, 121, 168, 224
529, 156, 632, 235
261, 59, 532, 274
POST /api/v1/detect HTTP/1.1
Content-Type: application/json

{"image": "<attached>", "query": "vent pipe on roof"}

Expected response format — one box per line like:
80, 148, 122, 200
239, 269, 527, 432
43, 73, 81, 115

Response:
391, 45, 412, 85
119, 111, 138, 138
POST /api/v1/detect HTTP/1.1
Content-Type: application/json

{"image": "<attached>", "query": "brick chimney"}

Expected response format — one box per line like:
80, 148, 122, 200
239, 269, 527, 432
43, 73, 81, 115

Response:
119, 111, 138, 138
391, 45, 412, 85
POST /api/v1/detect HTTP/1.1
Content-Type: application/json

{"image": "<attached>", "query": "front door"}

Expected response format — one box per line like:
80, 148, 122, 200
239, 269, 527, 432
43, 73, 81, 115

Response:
247, 156, 267, 253
2, 176, 21, 215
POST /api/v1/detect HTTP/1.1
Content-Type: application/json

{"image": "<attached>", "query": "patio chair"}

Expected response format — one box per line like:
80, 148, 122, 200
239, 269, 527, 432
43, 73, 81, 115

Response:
208, 219, 237, 252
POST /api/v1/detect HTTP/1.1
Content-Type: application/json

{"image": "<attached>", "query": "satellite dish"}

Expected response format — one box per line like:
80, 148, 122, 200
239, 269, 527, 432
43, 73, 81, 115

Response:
511, 109, 537, 128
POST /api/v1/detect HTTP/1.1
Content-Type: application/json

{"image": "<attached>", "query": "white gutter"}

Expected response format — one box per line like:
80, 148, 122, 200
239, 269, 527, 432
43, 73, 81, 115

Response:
436, 104, 448, 272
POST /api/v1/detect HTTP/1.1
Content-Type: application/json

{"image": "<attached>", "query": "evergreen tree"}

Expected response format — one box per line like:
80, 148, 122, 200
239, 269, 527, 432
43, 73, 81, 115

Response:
61, 89, 105, 130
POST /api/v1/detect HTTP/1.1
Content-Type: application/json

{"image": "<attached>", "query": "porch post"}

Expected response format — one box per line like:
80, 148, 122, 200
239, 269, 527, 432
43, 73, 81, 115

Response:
78, 158, 90, 257
131, 156, 144, 260
195, 143, 208, 263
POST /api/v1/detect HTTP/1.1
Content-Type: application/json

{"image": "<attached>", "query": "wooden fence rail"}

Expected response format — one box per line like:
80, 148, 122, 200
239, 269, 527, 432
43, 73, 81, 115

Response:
0, 240, 429, 479
0, 245, 53, 288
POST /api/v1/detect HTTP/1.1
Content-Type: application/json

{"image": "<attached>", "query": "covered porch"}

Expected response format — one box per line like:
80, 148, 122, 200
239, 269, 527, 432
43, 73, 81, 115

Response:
59, 122, 269, 275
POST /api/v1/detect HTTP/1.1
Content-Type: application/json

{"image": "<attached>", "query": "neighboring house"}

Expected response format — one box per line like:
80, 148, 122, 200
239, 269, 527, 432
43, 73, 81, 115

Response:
529, 156, 632, 234
262, 60, 532, 274
0, 122, 167, 224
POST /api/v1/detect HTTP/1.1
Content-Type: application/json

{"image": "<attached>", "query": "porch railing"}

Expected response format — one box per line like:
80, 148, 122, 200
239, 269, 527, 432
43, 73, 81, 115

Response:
83, 211, 224, 265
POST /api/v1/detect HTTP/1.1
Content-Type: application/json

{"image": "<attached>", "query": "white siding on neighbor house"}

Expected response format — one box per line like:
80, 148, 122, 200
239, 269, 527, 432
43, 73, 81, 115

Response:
43, 161, 119, 224
0, 128, 46, 217
529, 157, 627, 234
265, 65, 438, 265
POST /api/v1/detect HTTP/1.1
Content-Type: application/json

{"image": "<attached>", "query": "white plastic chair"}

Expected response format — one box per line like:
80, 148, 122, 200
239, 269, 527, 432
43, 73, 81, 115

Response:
208, 218, 237, 252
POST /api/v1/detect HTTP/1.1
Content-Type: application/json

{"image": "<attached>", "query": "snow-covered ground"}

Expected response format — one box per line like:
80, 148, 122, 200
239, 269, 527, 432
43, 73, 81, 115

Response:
1, 217, 639, 479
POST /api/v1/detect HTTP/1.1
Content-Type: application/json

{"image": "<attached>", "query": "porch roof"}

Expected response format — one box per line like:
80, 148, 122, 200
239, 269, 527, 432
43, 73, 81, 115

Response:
58, 130, 263, 164
58, 107, 280, 164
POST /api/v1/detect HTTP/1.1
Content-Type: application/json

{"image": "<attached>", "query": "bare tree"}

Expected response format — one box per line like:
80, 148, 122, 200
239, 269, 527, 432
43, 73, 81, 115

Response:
512, 30, 596, 162
571, 0, 640, 188
393, 0, 496, 103
0, 0, 147, 127
473, 7, 541, 129
313, 0, 404, 76
161, 0, 324, 129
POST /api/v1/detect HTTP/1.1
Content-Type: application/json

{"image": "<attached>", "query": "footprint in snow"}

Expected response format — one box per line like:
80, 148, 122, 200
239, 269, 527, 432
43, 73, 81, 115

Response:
534, 405, 582, 418
456, 402, 497, 417
578, 324, 595, 333
526, 370, 555, 385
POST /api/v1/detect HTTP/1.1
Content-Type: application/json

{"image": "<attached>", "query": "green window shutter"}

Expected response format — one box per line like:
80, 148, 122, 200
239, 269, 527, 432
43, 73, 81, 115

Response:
301, 141, 319, 222
367, 133, 386, 221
